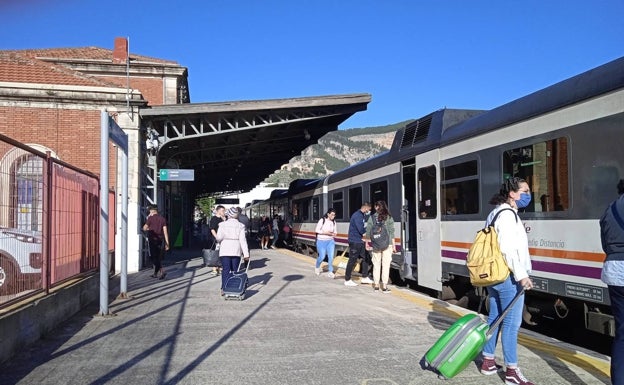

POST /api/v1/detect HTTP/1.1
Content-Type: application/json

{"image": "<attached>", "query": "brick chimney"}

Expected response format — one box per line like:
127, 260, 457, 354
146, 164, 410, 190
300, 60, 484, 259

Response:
112, 37, 128, 64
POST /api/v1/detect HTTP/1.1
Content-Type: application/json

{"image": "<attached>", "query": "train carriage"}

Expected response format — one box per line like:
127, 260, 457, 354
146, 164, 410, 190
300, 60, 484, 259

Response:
259, 56, 624, 335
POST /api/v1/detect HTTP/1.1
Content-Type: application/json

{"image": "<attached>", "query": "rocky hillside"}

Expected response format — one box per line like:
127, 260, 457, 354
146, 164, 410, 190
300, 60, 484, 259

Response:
265, 120, 412, 186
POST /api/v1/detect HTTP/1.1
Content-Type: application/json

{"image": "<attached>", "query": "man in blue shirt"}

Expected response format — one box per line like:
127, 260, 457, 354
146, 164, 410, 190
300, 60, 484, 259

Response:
345, 202, 372, 286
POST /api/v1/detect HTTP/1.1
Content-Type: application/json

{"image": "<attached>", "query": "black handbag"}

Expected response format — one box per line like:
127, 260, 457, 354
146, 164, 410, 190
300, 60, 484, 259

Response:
202, 242, 221, 267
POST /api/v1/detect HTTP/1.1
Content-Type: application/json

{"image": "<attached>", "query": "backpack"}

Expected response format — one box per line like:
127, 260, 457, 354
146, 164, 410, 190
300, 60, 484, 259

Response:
369, 215, 390, 252
466, 208, 518, 286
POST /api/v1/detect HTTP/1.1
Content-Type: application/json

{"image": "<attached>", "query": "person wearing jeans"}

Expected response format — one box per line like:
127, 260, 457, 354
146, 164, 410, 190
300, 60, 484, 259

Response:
271, 215, 280, 249
315, 209, 337, 278
600, 179, 624, 385
344, 202, 372, 287
481, 177, 535, 385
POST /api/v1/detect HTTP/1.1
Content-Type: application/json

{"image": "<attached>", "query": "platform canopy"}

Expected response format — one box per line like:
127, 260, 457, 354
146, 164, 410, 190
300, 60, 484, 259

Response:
139, 93, 371, 196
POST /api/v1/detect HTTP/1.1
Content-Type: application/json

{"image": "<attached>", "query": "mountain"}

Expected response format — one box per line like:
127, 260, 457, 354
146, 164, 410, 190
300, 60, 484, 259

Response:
264, 120, 413, 186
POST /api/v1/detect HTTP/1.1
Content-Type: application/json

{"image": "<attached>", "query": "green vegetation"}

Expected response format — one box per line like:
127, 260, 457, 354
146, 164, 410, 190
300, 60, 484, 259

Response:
195, 196, 216, 218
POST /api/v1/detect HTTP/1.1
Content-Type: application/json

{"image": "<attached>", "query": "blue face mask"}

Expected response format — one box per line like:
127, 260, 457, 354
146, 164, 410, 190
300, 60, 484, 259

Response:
516, 193, 532, 209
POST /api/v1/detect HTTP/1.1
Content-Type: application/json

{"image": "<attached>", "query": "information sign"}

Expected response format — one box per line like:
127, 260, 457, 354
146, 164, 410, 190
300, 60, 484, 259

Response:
159, 169, 195, 181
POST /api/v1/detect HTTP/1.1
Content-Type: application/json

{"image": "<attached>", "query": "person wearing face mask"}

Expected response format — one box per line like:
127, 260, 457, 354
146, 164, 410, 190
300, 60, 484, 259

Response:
479, 177, 535, 385
344, 202, 372, 287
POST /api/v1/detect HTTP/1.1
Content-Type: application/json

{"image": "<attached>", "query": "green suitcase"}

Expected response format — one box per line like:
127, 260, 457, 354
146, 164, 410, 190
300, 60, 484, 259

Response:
424, 288, 525, 379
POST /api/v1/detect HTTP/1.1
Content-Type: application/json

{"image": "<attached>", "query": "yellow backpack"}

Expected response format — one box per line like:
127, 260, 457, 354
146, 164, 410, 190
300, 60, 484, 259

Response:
466, 208, 517, 286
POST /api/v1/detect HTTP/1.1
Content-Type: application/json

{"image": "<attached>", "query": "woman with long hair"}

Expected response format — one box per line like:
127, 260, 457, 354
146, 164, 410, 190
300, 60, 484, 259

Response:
480, 177, 535, 385
366, 200, 395, 292
314, 208, 337, 278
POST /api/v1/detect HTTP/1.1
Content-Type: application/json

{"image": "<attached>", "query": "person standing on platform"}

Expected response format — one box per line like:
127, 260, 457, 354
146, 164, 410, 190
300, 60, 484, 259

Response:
480, 177, 535, 385
600, 179, 624, 385
237, 207, 250, 239
314, 208, 337, 278
216, 207, 249, 296
143, 205, 170, 280
271, 214, 280, 249
344, 202, 372, 287
208, 205, 226, 276
259, 215, 272, 250
366, 200, 395, 293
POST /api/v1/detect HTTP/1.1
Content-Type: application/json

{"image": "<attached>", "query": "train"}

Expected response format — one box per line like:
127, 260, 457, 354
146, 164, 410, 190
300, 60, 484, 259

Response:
245, 56, 624, 336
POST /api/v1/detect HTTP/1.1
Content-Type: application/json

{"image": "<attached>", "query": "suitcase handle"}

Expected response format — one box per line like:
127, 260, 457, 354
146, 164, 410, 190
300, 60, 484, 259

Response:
235, 257, 250, 274
486, 288, 525, 337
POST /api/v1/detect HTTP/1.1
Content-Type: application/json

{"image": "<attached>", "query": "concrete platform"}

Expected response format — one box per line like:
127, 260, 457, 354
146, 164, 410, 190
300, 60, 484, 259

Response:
0, 247, 612, 385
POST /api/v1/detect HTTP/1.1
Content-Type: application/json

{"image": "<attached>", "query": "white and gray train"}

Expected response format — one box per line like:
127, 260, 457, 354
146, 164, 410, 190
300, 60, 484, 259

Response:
246, 56, 624, 336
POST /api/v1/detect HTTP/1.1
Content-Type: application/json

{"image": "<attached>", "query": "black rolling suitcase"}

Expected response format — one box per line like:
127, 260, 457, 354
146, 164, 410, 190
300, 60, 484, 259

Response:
223, 258, 250, 301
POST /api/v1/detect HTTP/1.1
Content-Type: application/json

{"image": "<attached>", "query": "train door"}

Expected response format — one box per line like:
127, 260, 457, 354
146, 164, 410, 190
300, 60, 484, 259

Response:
416, 150, 441, 291
400, 160, 417, 279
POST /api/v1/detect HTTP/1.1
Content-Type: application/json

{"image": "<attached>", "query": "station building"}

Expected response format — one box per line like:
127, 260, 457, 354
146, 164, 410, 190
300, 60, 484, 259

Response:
0, 38, 370, 273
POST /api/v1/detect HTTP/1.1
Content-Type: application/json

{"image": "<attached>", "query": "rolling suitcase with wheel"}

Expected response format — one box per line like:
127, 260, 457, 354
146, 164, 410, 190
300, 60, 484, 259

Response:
424, 288, 525, 379
223, 258, 250, 301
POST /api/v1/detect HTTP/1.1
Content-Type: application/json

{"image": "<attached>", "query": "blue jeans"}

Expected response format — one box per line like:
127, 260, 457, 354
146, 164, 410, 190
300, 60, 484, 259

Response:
315, 239, 335, 273
482, 275, 524, 366
220, 256, 241, 290
272, 228, 279, 246
609, 285, 624, 385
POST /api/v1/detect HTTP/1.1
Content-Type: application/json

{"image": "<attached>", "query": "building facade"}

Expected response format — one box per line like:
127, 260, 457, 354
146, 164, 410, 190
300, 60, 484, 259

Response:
0, 39, 189, 272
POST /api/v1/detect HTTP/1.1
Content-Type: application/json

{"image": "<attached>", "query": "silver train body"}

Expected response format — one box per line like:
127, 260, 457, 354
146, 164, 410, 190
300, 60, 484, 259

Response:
246, 57, 624, 335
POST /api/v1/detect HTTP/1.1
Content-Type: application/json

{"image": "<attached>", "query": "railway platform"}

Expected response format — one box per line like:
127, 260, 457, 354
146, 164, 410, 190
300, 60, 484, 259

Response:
0, 246, 612, 385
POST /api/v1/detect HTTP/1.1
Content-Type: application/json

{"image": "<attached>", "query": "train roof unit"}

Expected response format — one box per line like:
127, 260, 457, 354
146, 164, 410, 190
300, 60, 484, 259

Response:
387, 109, 484, 159
288, 178, 324, 196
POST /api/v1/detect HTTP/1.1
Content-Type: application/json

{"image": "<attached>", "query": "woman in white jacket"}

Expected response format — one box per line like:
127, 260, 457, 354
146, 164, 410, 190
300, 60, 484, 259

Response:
216, 207, 250, 296
480, 177, 535, 385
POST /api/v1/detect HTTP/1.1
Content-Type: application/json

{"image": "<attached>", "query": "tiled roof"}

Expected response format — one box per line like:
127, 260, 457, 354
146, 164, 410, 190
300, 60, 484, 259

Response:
6, 47, 178, 64
0, 47, 179, 88
0, 51, 118, 87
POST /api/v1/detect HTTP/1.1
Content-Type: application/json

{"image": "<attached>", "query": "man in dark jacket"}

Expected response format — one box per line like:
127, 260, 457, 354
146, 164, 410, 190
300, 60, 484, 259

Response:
143, 205, 169, 279
206, 205, 226, 275
344, 202, 372, 287
600, 179, 624, 385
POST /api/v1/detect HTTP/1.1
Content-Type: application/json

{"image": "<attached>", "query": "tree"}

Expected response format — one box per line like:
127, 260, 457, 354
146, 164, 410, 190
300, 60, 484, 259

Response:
195, 196, 215, 218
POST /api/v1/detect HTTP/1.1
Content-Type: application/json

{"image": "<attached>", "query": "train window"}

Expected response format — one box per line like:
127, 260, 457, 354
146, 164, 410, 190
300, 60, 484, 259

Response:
349, 186, 362, 216
291, 201, 300, 222
503, 137, 569, 212
294, 199, 310, 221
418, 166, 437, 219
370, 181, 388, 211
441, 160, 479, 215
312, 197, 320, 221
332, 191, 344, 220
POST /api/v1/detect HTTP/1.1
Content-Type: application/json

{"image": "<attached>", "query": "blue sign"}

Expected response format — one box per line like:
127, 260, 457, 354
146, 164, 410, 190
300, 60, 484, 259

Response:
159, 169, 195, 181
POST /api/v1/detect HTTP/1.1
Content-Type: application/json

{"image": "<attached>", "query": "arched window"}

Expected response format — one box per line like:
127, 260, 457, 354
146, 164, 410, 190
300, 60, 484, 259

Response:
0, 145, 57, 231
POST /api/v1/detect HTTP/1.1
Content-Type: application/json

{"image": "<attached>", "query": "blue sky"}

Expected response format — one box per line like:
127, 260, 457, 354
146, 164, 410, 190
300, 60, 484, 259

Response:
1, 0, 623, 129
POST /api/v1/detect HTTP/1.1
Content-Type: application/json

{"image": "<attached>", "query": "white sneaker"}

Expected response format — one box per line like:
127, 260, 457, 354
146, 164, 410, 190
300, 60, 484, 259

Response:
327, 272, 335, 279
344, 280, 358, 287
360, 277, 373, 284
314, 267, 321, 276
